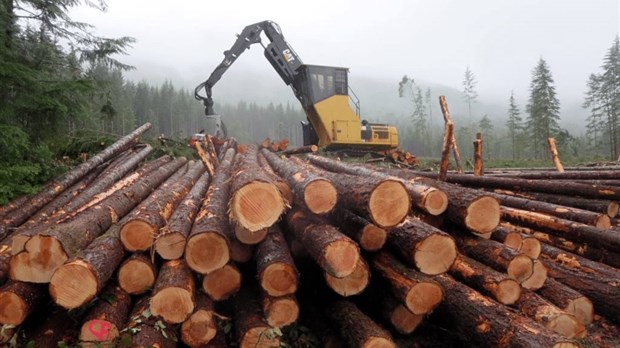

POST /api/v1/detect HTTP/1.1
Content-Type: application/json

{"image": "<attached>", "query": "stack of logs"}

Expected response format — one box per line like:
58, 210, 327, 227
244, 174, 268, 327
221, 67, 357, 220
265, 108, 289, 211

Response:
0, 124, 619, 347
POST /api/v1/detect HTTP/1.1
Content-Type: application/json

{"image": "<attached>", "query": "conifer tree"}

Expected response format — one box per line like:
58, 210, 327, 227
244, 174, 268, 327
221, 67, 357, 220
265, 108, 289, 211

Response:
526, 58, 561, 159
506, 91, 523, 159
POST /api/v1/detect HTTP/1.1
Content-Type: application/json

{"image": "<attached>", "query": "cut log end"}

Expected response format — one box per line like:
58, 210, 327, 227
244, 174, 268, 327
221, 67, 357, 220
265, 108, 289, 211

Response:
263, 296, 299, 328
151, 287, 195, 324
608, 201, 619, 218
80, 320, 119, 343
323, 240, 360, 278
495, 279, 521, 305
182, 309, 217, 346
503, 232, 523, 250
364, 337, 396, 348
261, 263, 298, 296
324, 258, 370, 297
552, 343, 581, 348
520, 261, 547, 291
465, 196, 500, 234
120, 220, 156, 252
117, 259, 156, 295
424, 190, 449, 216
154, 232, 186, 260
202, 264, 242, 301
389, 304, 424, 335
595, 214, 611, 229
49, 260, 98, 309
520, 237, 542, 259
0, 291, 27, 325
414, 234, 457, 275
185, 232, 230, 274
240, 327, 280, 348
369, 180, 410, 228
566, 296, 594, 326
406, 282, 443, 314
9, 235, 68, 283
547, 313, 587, 339
359, 225, 387, 252
304, 179, 338, 215
230, 181, 284, 232
506, 254, 534, 283
234, 225, 268, 245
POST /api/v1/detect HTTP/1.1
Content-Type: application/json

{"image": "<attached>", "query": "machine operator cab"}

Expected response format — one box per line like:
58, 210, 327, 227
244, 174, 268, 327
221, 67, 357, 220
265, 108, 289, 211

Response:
296, 65, 398, 150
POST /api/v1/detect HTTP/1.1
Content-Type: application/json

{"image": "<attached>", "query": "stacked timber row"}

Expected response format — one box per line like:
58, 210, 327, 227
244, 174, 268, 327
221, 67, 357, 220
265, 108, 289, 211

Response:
0, 128, 618, 347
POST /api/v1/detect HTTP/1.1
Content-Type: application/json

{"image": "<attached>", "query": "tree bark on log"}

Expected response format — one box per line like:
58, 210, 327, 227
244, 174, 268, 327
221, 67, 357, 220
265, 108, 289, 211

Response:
382, 296, 424, 335
120, 296, 177, 348
500, 205, 620, 253
201, 262, 242, 301
79, 283, 132, 346
537, 277, 594, 326
257, 152, 292, 207
181, 291, 217, 347
0, 123, 152, 241
49, 224, 126, 309
454, 234, 535, 283
0, 281, 45, 325
282, 144, 318, 155
155, 170, 211, 260
329, 209, 387, 252
262, 293, 300, 328
371, 251, 443, 315
492, 169, 620, 180
185, 148, 236, 274
286, 209, 360, 278
232, 287, 280, 348
324, 257, 370, 297
117, 253, 158, 295
10, 157, 186, 283
229, 144, 285, 232
256, 225, 298, 297
150, 259, 196, 324
120, 161, 206, 252
327, 300, 396, 348
448, 253, 521, 305
433, 273, 580, 348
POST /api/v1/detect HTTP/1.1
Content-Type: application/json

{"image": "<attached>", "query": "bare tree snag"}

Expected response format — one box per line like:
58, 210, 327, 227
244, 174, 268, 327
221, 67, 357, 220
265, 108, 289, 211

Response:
382, 296, 424, 335
286, 210, 360, 278
371, 251, 443, 315
439, 96, 463, 173
10, 157, 186, 283
473, 133, 483, 176
120, 161, 206, 252
117, 253, 158, 295
520, 259, 547, 291
548, 137, 565, 172
448, 253, 521, 305
282, 144, 318, 156
454, 234, 534, 283
262, 293, 299, 328
120, 296, 177, 348
185, 148, 236, 274
387, 217, 457, 275
329, 209, 387, 252
0, 123, 152, 241
256, 225, 298, 297
439, 121, 454, 181
49, 224, 126, 309
537, 278, 594, 326
150, 259, 196, 324
229, 144, 285, 232
324, 257, 370, 297
202, 263, 242, 301
261, 150, 337, 215
327, 300, 396, 348
434, 273, 580, 348
79, 284, 132, 346
155, 170, 211, 260
234, 224, 268, 245
232, 288, 280, 348
512, 289, 585, 338
181, 292, 217, 347
500, 205, 620, 253
0, 281, 45, 325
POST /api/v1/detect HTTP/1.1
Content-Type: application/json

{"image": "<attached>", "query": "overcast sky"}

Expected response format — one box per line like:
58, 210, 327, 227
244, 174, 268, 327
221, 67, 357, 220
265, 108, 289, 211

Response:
71, 0, 619, 102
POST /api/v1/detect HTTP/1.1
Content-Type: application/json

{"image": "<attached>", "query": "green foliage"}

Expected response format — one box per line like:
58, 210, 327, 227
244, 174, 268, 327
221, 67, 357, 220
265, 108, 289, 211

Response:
506, 91, 524, 160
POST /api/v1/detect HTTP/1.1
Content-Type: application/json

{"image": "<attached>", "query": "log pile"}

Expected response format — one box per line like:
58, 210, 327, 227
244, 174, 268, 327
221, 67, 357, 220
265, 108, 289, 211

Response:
0, 125, 619, 347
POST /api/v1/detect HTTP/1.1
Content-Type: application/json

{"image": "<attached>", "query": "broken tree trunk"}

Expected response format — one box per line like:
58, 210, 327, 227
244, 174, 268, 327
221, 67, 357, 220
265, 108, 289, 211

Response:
79, 283, 132, 346
371, 251, 443, 315
262, 150, 338, 215
327, 300, 396, 348
433, 273, 580, 348
439, 96, 463, 173
256, 225, 298, 297
473, 133, 483, 176
286, 209, 360, 278
548, 137, 565, 172
201, 262, 242, 301
9, 157, 186, 283
120, 161, 206, 252
150, 259, 196, 324
329, 209, 387, 252
386, 217, 457, 275
229, 144, 285, 232
382, 296, 424, 335
49, 224, 126, 309
232, 287, 280, 348
155, 170, 211, 260
439, 121, 454, 181
448, 253, 521, 305
117, 253, 158, 295
185, 148, 236, 274
0, 281, 45, 325
324, 257, 370, 297
0, 123, 152, 241
537, 277, 594, 326
181, 292, 217, 347
262, 293, 300, 328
